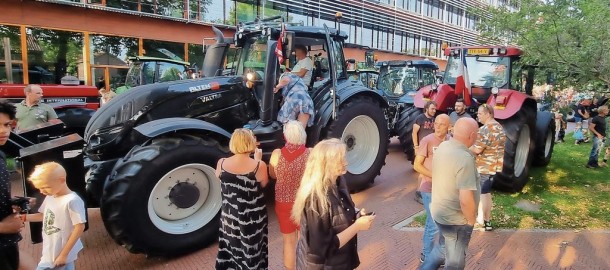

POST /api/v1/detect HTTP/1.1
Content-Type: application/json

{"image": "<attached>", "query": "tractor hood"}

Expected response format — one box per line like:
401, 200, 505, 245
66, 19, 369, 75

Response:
84, 76, 247, 142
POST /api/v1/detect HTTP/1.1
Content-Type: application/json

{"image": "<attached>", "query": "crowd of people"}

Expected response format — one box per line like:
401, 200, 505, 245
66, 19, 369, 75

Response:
214, 121, 375, 269
0, 66, 607, 269
554, 95, 610, 168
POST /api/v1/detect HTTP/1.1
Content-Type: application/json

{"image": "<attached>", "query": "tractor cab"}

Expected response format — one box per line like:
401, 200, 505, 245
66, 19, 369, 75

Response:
202, 17, 345, 138
346, 59, 379, 89
376, 59, 438, 104
441, 47, 534, 110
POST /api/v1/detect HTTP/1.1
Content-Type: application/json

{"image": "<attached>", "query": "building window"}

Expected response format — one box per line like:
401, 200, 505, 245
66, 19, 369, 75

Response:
392, 32, 402, 53
143, 40, 185, 61
428, 0, 441, 19
455, 8, 463, 27
445, 5, 452, 23
26, 27, 84, 84
188, 44, 205, 71
230, 1, 258, 25
0, 25, 24, 84
90, 34, 138, 90
105, 0, 138, 12
406, 0, 420, 13
397, 0, 405, 9
422, 0, 429, 16
362, 26, 373, 48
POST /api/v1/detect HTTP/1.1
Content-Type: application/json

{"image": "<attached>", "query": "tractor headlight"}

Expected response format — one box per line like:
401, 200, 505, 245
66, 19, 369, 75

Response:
246, 72, 256, 81
491, 87, 499, 95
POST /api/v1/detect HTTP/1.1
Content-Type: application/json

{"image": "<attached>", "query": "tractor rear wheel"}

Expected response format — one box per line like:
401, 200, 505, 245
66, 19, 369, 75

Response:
325, 96, 389, 192
100, 135, 227, 255
396, 106, 422, 161
495, 108, 536, 192
532, 111, 556, 166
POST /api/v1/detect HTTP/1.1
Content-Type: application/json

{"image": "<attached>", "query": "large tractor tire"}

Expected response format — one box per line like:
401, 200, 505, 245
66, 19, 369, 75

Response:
326, 96, 389, 192
100, 135, 227, 256
56, 108, 96, 137
495, 108, 536, 192
395, 106, 423, 161
532, 111, 556, 166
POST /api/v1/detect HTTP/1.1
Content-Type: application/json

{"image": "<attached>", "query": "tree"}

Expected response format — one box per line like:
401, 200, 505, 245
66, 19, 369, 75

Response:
476, 0, 610, 89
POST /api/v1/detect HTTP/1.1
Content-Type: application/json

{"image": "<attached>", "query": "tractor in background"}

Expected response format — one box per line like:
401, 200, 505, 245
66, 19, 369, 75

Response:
376, 59, 439, 141
396, 46, 555, 192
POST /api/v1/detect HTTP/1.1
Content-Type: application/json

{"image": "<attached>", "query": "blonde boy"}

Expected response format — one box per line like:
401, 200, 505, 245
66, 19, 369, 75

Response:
26, 162, 86, 270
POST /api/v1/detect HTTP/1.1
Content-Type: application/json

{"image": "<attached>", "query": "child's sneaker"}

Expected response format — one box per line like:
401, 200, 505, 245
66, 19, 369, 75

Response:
473, 223, 485, 231
599, 162, 608, 167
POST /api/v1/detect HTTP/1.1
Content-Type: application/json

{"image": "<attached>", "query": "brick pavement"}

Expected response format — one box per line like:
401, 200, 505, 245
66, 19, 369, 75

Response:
13, 138, 610, 269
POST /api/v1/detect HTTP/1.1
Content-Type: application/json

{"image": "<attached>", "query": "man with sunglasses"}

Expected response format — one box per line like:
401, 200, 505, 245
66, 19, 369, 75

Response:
470, 104, 506, 232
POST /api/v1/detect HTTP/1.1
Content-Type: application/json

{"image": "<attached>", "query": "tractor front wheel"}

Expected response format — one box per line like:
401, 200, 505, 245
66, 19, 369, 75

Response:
396, 106, 423, 161
100, 135, 227, 255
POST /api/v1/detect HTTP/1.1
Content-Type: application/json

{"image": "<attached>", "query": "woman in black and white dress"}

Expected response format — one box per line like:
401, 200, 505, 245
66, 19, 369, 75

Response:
215, 128, 269, 269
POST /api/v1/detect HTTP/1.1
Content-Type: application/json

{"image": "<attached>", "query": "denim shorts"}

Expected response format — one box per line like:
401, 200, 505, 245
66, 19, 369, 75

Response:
480, 174, 494, 194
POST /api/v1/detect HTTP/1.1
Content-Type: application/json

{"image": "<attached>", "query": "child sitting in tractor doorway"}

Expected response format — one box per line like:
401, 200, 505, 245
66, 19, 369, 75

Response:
25, 162, 87, 270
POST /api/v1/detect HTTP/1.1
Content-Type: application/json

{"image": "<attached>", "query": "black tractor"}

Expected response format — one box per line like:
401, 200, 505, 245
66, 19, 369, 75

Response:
82, 17, 389, 256
375, 60, 438, 159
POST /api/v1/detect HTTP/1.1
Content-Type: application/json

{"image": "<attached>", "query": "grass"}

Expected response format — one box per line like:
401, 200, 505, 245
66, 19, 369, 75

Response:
411, 133, 610, 230
493, 134, 609, 230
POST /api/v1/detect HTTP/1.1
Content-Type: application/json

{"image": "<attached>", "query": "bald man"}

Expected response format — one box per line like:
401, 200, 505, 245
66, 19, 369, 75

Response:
421, 117, 480, 270
15, 84, 58, 131
414, 114, 450, 264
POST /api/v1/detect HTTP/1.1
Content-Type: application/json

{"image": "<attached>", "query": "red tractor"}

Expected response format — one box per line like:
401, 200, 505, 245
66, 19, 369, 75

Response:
0, 83, 99, 136
399, 46, 555, 192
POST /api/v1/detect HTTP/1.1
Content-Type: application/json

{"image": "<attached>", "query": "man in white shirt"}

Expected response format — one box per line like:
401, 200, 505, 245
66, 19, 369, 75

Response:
291, 45, 313, 85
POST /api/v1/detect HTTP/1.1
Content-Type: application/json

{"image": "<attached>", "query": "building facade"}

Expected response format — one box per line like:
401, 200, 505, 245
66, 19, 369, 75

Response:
0, 0, 517, 89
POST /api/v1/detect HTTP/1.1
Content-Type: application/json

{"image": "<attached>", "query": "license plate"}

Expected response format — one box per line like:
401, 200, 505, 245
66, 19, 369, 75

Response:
467, 48, 490, 55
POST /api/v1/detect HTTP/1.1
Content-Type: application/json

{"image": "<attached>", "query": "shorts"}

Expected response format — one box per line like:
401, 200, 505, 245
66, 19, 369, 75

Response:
480, 174, 494, 194
275, 201, 299, 234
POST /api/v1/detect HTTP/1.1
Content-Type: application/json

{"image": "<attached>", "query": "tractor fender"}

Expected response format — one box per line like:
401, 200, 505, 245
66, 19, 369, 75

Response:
414, 84, 457, 112
134, 117, 231, 143
308, 88, 387, 144
489, 90, 536, 120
